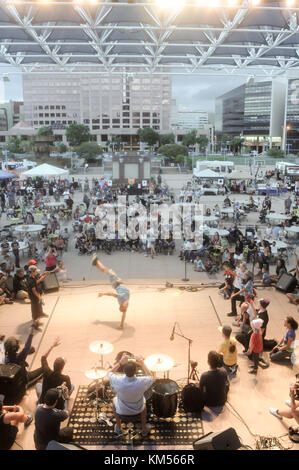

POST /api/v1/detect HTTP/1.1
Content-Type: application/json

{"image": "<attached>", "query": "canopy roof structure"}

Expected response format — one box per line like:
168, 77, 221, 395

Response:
1, 0, 299, 76
21, 162, 68, 177
193, 168, 220, 177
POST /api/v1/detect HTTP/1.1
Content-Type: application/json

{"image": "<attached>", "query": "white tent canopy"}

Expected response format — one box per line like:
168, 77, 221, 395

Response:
21, 163, 68, 178
193, 168, 221, 178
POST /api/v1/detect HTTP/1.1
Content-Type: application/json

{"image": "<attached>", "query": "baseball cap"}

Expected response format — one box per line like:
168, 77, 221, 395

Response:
44, 389, 60, 406
259, 298, 270, 308
28, 265, 38, 272
27, 259, 37, 266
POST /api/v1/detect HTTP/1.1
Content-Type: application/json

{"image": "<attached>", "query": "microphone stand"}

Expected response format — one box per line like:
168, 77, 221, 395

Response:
172, 324, 193, 385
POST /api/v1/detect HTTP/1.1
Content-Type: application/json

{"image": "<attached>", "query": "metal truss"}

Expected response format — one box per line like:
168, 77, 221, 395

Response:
1, 0, 299, 76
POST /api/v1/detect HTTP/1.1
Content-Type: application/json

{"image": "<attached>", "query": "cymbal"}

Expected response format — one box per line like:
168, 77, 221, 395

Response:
145, 354, 174, 372
85, 368, 107, 380
89, 340, 114, 355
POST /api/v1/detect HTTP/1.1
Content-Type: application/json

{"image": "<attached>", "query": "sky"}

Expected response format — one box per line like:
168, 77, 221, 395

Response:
0, 65, 247, 112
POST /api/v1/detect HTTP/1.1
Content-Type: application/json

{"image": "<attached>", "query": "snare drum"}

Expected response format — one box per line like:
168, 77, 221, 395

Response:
152, 379, 179, 418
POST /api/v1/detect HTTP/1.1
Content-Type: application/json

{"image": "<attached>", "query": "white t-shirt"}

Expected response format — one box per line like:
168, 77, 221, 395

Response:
108, 372, 153, 415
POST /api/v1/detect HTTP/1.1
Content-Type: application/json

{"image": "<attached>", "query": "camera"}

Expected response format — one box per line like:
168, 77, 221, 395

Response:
56, 382, 69, 401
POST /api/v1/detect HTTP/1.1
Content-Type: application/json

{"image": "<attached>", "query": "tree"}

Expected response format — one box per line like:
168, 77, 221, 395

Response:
56, 142, 68, 153
5, 137, 23, 154
137, 127, 159, 147
231, 136, 244, 154
182, 129, 197, 148
267, 148, 285, 158
158, 144, 188, 162
37, 126, 53, 137
196, 135, 209, 153
107, 135, 123, 152
159, 133, 175, 146
74, 141, 103, 162
66, 123, 91, 147
20, 139, 32, 153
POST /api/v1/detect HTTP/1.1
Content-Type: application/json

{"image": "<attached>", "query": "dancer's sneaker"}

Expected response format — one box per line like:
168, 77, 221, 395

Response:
269, 408, 282, 419
91, 254, 98, 266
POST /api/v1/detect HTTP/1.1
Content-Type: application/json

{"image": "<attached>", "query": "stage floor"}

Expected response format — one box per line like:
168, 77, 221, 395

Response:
2, 280, 298, 451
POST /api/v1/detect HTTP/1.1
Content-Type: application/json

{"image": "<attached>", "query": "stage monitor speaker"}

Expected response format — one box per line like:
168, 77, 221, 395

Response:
42, 272, 60, 293
46, 441, 85, 451
275, 273, 297, 293
193, 428, 241, 450
0, 364, 27, 405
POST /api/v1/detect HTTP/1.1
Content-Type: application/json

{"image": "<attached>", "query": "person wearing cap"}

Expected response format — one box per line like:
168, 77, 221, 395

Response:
27, 265, 51, 330
217, 325, 238, 379
247, 318, 264, 375
34, 388, 73, 450
91, 254, 130, 330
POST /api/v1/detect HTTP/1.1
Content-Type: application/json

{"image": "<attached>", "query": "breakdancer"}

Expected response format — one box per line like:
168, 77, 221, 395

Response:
91, 254, 130, 330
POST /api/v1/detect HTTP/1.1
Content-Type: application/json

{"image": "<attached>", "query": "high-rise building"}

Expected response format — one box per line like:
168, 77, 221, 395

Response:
285, 79, 299, 154
23, 72, 172, 147
0, 101, 24, 131
176, 109, 209, 131
215, 79, 286, 152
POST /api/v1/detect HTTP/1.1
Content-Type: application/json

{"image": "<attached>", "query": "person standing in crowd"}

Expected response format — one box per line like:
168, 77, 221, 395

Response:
247, 318, 264, 375
27, 265, 50, 330
217, 326, 238, 379
45, 248, 57, 272
11, 237, 20, 269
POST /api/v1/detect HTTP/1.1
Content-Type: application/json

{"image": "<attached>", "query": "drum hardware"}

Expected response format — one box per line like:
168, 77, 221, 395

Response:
89, 340, 114, 369
189, 360, 200, 382
85, 367, 108, 424
169, 322, 193, 384
152, 379, 179, 418
144, 354, 174, 379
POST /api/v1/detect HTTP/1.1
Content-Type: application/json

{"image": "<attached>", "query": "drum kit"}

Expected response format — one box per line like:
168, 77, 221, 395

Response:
85, 340, 189, 424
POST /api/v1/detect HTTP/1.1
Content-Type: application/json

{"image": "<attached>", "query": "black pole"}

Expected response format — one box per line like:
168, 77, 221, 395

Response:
182, 258, 189, 282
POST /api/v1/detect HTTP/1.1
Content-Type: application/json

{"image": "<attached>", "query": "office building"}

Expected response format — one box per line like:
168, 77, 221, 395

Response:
285, 78, 299, 154
215, 79, 286, 152
22, 72, 172, 148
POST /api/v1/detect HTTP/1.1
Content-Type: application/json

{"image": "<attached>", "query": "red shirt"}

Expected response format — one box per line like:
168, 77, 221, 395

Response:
250, 331, 263, 354
45, 254, 56, 268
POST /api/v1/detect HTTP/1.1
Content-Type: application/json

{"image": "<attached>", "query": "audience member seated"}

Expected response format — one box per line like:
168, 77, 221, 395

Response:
108, 354, 153, 437
0, 400, 33, 450
270, 316, 298, 364
36, 338, 73, 410
269, 379, 299, 424
4, 327, 43, 388
34, 388, 73, 450
199, 351, 229, 408
13, 268, 29, 301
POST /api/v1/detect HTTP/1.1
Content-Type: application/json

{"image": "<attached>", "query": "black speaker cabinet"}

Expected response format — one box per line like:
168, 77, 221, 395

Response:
193, 428, 242, 450
42, 272, 60, 293
276, 273, 297, 293
0, 364, 27, 405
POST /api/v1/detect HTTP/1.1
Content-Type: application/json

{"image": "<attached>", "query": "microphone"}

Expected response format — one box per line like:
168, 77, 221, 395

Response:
170, 323, 176, 341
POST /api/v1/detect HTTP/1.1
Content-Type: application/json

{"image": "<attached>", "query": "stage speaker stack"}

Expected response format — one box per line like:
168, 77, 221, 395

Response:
46, 441, 84, 451
193, 428, 242, 450
0, 364, 27, 405
42, 272, 60, 293
275, 273, 297, 293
